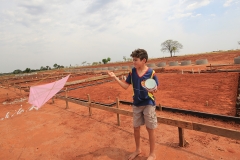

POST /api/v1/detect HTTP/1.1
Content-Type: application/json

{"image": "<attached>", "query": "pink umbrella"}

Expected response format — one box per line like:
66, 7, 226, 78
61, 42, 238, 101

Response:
28, 75, 70, 109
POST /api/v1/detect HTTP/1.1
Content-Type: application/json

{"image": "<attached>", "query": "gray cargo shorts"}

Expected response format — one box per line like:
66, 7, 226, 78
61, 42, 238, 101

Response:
133, 105, 157, 129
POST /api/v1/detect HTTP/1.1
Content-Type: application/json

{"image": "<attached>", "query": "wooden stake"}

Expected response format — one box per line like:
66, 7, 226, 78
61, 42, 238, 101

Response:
52, 96, 55, 104
116, 97, 121, 126
159, 103, 162, 111
206, 101, 208, 106
87, 94, 92, 116
65, 87, 69, 109
178, 127, 185, 147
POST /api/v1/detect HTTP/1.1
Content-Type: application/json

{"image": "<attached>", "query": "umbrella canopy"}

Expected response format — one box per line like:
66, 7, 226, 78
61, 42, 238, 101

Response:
28, 75, 70, 109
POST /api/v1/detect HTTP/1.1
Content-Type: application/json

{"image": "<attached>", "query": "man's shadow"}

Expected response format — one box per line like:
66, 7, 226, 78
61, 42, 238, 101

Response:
75, 147, 146, 160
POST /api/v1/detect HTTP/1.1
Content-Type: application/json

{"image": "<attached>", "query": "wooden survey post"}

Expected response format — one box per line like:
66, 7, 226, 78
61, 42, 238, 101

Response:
87, 94, 92, 116
65, 87, 69, 109
159, 103, 162, 111
6, 93, 9, 101
52, 96, 55, 104
116, 97, 121, 126
178, 127, 185, 147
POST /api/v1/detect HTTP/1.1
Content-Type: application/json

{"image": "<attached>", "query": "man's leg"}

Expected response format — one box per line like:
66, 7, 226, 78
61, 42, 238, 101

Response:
144, 105, 157, 160
128, 127, 141, 160
128, 106, 144, 160
146, 127, 156, 160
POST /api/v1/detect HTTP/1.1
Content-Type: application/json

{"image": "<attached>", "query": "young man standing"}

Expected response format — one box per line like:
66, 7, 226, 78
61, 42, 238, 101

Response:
108, 48, 159, 160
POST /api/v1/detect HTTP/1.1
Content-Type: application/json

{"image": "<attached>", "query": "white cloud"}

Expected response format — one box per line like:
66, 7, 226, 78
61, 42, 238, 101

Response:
186, 0, 211, 10
224, 0, 233, 7
39, 18, 52, 23
193, 13, 201, 17
168, 12, 192, 20
168, 12, 202, 20
0, 0, 239, 73
224, 0, 240, 7
167, 0, 211, 20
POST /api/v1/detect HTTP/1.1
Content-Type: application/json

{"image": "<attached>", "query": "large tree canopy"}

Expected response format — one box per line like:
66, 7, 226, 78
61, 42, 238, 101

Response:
161, 40, 183, 57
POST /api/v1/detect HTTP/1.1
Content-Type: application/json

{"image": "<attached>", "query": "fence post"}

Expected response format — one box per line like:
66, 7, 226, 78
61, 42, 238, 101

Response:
87, 94, 92, 116
178, 127, 185, 147
65, 87, 69, 109
159, 103, 162, 111
116, 97, 121, 126
52, 96, 55, 104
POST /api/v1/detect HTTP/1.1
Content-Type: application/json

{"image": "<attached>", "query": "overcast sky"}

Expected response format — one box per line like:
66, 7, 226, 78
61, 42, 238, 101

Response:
0, 0, 240, 73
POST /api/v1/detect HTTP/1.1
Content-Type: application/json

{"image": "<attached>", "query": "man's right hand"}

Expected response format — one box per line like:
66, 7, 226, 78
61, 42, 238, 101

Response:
108, 71, 130, 90
107, 71, 116, 78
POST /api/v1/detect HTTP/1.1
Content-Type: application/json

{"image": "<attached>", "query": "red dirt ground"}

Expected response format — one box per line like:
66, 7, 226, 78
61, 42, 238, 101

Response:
0, 51, 240, 159
0, 90, 240, 160
65, 72, 238, 116
80, 50, 240, 69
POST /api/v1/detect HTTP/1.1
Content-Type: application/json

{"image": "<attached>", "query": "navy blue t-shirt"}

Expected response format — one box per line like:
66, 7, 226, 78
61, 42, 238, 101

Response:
125, 67, 159, 106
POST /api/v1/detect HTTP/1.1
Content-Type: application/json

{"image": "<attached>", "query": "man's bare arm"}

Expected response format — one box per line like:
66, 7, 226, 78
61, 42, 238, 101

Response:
108, 71, 130, 90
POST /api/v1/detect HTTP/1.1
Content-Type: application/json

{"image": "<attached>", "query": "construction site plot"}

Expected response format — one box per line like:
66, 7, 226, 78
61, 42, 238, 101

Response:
0, 50, 240, 159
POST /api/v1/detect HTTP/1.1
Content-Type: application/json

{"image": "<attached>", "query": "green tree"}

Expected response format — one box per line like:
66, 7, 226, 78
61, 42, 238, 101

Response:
53, 63, 58, 68
123, 56, 127, 61
82, 61, 86, 66
102, 59, 108, 64
102, 57, 111, 64
13, 69, 22, 74
24, 68, 31, 73
161, 40, 183, 57
40, 66, 45, 70
92, 62, 99, 65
